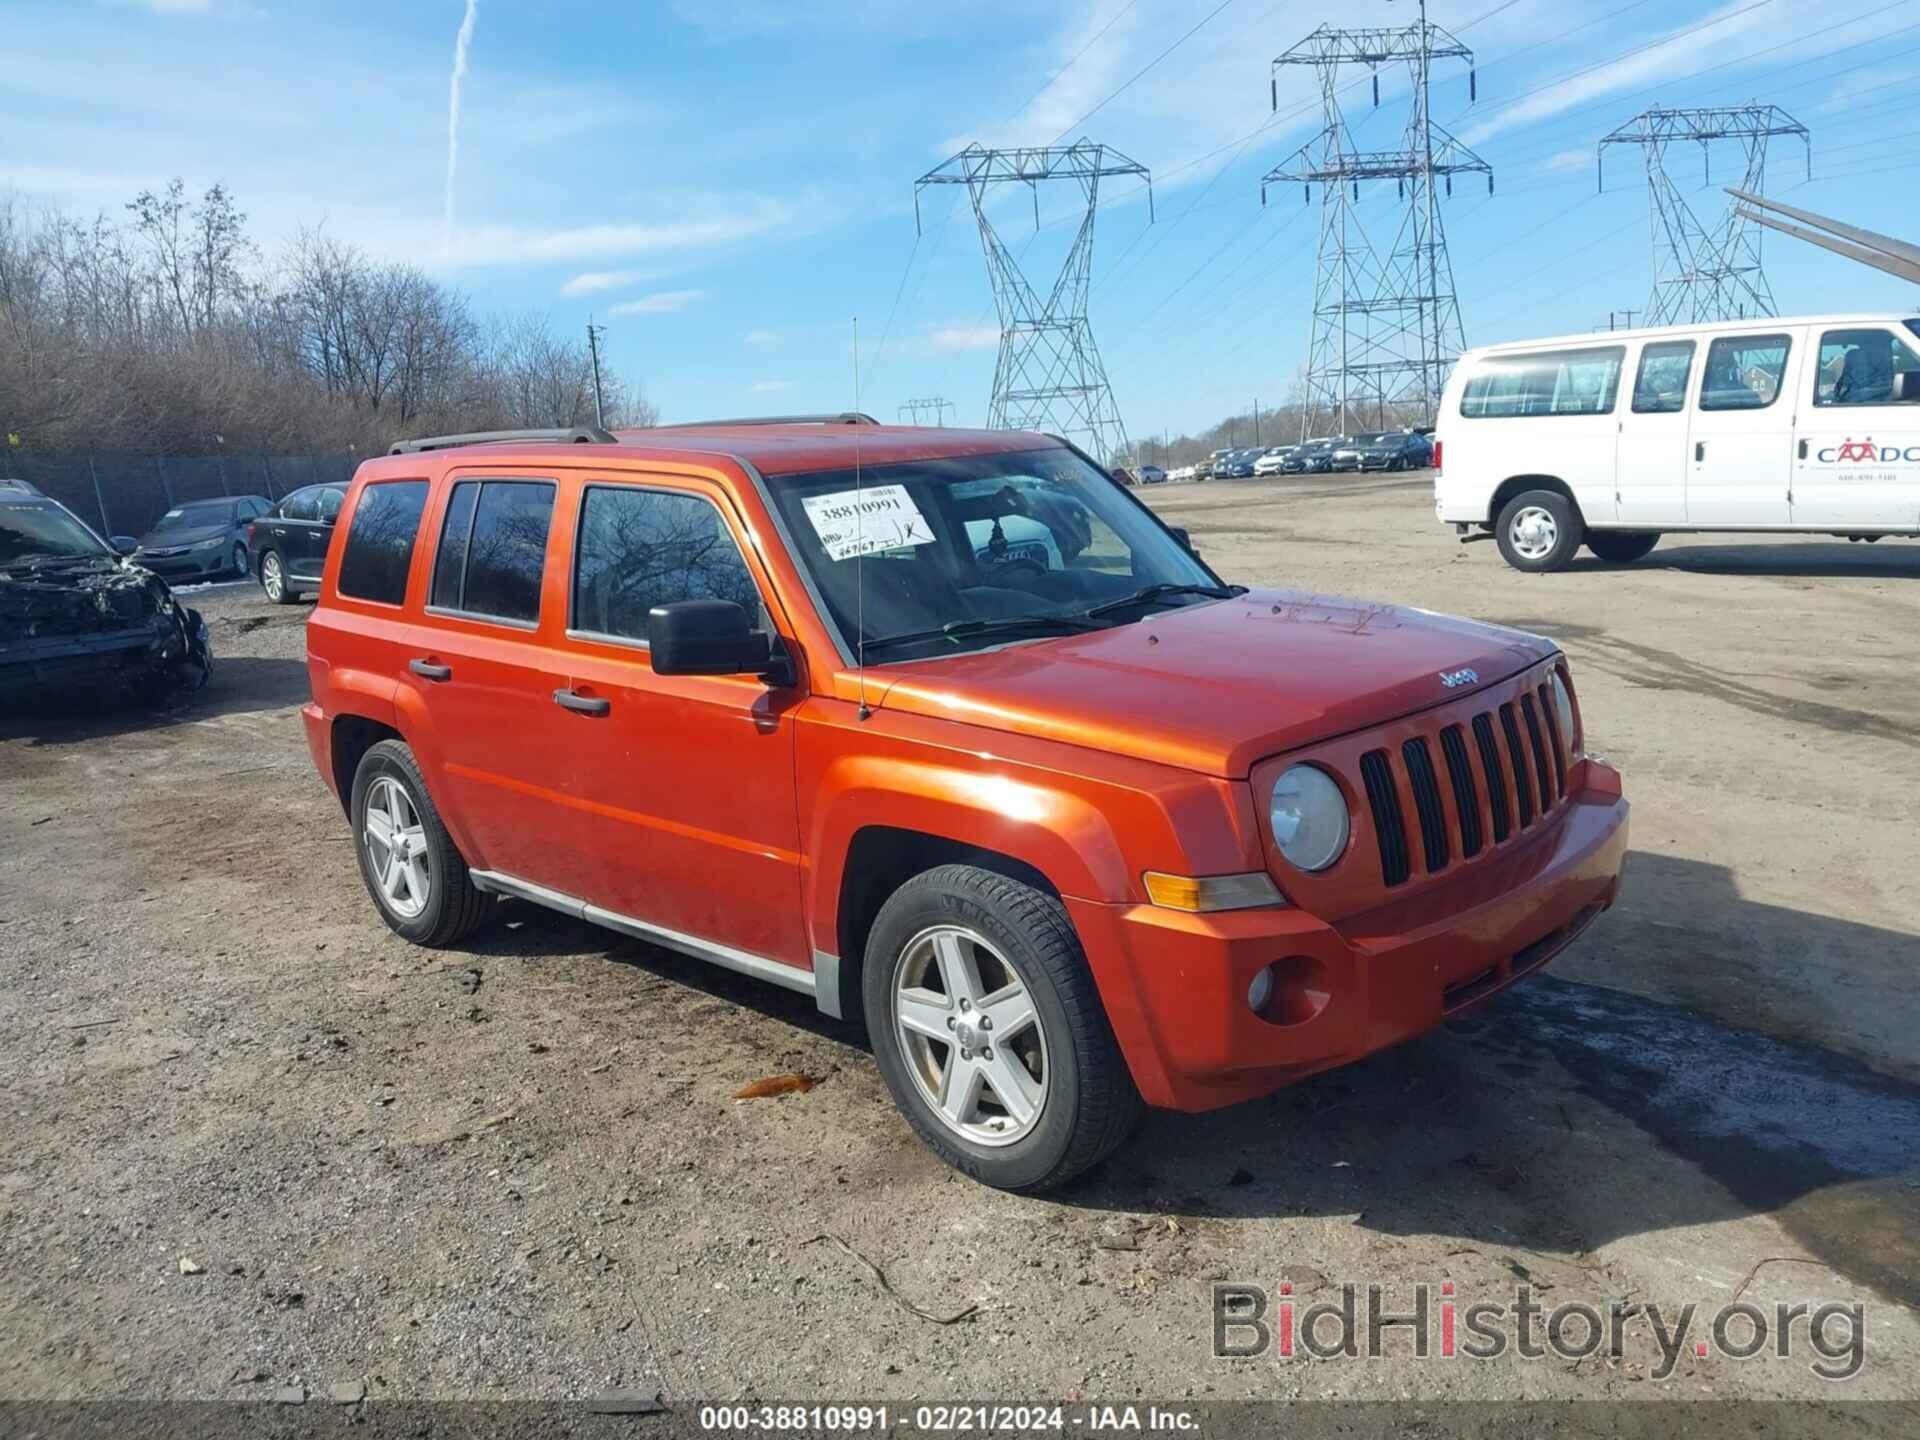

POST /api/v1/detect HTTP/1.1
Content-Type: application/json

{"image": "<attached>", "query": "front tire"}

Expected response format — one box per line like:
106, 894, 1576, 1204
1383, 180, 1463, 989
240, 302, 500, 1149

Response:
260, 549, 297, 604
1585, 530, 1660, 565
863, 865, 1142, 1193
1495, 489, 1584, 572
350, 740, 492, 947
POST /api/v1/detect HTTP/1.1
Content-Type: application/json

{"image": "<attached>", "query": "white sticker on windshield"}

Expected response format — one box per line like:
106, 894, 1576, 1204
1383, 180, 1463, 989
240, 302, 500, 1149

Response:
801, 484, 935, 562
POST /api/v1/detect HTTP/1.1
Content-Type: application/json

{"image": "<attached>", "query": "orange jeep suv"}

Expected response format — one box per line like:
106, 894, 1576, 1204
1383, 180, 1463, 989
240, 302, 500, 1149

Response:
302, 418, 1628, 1191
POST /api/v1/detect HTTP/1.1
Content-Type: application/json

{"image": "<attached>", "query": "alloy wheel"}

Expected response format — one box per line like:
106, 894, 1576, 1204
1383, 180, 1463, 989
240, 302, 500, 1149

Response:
892, 925, 1049, 1147
364, 775, 430, 920
262, 552, 283, 601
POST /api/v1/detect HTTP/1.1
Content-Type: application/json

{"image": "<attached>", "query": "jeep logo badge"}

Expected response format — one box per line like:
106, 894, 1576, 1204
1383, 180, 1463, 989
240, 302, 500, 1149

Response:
1439, 668, 1479, 688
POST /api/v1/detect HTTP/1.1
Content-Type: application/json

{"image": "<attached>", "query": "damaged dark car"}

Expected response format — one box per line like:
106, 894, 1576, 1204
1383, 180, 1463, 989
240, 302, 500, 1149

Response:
0, 481, 212, 708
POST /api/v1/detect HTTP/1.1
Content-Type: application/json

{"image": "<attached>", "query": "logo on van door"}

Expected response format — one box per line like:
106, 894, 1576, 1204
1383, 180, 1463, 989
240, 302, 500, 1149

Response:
1816, 436, 1920, 464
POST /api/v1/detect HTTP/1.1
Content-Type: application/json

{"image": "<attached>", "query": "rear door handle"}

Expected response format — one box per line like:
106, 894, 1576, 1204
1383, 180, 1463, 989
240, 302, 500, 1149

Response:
409, 659, 451, 682
1797, 438, 1809, 460
1694, 442, 1705, 462
554, 687, 610, 716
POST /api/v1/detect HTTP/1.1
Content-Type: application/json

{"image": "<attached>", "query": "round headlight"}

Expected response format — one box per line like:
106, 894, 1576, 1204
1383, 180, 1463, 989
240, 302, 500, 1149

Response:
1550, 669, 1581, 757
1268, 764, 1349, 872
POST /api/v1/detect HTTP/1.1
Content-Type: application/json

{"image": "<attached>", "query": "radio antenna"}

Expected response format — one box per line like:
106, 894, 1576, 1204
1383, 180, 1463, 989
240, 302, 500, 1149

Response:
852, 315, 871, 721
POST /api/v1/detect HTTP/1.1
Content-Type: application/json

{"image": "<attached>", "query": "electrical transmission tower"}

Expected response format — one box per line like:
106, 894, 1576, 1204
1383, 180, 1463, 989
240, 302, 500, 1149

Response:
1263, 1, 1489, 436
916, 141, 1151, 464
1599, 105, 1810, 325
897, 397, 956, 427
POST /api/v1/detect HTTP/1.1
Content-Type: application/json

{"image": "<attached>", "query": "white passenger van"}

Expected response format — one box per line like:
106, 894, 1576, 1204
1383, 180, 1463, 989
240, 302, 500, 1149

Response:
1434, 313, 1920, 571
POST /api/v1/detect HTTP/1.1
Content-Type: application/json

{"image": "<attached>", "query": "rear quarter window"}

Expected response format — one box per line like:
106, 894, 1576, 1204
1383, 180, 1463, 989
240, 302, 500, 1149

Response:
336, 480, 429, 606
1460, 347, 1625, 418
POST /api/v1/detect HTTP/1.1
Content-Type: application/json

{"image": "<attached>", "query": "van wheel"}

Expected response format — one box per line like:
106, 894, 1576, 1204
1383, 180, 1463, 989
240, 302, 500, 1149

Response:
350, 740, 492, 947
260, 550, 297, 604
863, 864, 1143, 1193
1495, 490, 1583, 572
1585, 530, 1660, 565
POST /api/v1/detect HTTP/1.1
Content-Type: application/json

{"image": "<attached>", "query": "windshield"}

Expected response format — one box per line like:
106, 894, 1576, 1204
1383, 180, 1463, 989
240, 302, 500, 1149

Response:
0, 502, 110, 566
152, 500, 232, 532
765, 447, 1228, 664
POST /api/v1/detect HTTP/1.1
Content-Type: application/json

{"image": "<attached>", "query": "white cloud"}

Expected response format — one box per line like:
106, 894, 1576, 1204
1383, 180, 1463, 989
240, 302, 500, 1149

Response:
561, 269, 649, 298
443, 0, 478, 253
1546, 148, 1591, 174
749, 379, 793, 393
745, 329, 780, 346
107, 0, 214, 12
431, 191, 836, 268
1461, 0, 1776, 147
607, 289, 708, 316
931, 324, 1000, 352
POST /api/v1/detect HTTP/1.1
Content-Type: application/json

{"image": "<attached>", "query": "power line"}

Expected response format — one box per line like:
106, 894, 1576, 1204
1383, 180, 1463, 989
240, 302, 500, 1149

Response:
1050, 0, 1241, 143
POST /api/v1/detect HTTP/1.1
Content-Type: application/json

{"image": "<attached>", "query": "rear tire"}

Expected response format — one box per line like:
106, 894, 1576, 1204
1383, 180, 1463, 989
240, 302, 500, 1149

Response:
863, 864, 1142, 1193
1585, 530, 1660, 565
1495, 489, 1584, 572
350, 739, 492, 947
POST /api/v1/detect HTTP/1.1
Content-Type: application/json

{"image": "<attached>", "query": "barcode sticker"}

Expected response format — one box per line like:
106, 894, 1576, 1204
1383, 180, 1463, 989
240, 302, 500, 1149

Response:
801, 484, 936, 562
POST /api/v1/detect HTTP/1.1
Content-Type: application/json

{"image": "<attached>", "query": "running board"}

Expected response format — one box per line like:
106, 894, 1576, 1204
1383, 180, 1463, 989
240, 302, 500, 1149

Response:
469, 869, 818, 1001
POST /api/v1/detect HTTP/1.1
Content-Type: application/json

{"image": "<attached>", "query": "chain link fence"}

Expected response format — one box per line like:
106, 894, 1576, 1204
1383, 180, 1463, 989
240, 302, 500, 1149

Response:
1, 450, 359, 539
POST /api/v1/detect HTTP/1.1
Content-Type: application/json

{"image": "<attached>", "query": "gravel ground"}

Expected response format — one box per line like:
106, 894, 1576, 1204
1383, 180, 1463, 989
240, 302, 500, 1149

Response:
1, 474, 1916, 1419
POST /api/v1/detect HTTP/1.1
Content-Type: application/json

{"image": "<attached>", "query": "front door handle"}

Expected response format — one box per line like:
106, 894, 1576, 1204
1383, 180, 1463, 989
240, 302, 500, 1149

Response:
409, 659, 452, 682
554, 687, 610, 716
1694, 441, 1705, 462
1798, 438, 1809, 460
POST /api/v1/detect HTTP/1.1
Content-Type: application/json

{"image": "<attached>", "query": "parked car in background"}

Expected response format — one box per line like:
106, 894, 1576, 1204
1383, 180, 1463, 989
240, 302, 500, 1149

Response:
302, 419, 1626, 1192
1137, 464, 1167, 485
1219, 449, 1263, 478
250, 482, 344, 603
1436, 311, 1920, 572
1252, 446, 1295, 476
1355, 431, 1433, 472
1281, 438, 1339, 474
132, 494, 270, 582
0, 478, 211, 705
1330, 434, 1384, 471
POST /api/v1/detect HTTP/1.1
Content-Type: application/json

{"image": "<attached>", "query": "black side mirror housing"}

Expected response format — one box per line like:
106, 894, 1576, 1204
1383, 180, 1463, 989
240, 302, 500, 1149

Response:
110, 535, 140, 556
648, 599, 776, 679
1894, 371, 1919, 403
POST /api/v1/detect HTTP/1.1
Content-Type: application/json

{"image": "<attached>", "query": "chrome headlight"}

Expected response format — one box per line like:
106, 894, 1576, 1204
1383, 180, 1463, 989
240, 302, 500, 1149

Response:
1268, 764, 1350, 872
193, 535, 225, 550
1550, 668, 1581, 758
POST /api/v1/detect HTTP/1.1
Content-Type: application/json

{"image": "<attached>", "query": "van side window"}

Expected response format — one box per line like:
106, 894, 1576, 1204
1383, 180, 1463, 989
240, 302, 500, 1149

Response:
1631, 340, 1695, 414
336, 480, 428, 606
429, 479, 555, 624
1814, 327, 1920, 407
1460, 347, 1624, 418
572, 487, 765, 644
1698, 335, 1790, 411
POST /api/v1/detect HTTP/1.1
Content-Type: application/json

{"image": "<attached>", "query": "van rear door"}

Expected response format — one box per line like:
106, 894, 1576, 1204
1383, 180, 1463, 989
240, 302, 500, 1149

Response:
1792, 322, 1920, 530
1685, 328, 1802, 526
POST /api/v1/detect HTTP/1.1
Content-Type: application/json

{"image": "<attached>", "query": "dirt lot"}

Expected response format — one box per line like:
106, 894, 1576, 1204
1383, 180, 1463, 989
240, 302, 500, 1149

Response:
2, 473, 1917, 1416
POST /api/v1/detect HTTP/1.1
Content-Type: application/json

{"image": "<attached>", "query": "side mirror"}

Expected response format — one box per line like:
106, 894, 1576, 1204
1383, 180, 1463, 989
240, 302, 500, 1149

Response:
110, 535, 139, 556
1894, 371, 1920, 403
648, 599, 775, 679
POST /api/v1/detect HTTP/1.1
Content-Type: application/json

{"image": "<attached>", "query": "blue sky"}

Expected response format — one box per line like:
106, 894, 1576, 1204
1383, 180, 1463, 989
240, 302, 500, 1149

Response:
6, 0, 1919, 438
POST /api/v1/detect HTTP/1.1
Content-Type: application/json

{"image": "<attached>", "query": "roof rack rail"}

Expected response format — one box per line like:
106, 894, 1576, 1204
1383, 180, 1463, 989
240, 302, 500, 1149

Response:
651, 412, 879, 429
388, 425, 618, 456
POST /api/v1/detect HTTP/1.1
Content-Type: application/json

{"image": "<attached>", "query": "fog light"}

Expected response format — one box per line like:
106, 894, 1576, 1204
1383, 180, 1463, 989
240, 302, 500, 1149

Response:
1246, 966, 1275, 1014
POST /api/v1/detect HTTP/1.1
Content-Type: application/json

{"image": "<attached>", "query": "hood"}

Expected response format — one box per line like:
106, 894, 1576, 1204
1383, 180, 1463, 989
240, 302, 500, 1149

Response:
137, 523, 227, 550
866, 590, 1553, 778
0, 559, 167, 649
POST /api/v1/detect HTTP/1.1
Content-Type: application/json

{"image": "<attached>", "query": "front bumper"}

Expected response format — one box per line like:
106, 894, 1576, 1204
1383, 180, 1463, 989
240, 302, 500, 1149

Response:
1068, 766, 1628, 1111
135, 547, 234, 579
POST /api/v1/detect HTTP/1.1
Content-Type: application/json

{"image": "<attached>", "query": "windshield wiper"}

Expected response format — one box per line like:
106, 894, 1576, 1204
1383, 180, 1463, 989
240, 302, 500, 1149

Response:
862, 612, 1109, 655
1082, 582, 1245, 618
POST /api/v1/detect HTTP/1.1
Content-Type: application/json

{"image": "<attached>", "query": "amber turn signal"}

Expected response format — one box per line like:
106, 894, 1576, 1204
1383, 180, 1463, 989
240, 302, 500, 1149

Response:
1142, 871, 1286, 912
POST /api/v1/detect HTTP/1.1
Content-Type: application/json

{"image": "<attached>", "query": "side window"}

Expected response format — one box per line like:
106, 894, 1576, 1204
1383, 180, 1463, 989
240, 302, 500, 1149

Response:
429, 479, 555, 624
1699, 334, 1791, 411
1814, 327, 1920, 407
572, 487, 765, 644
1632, 340, 1695, 414
1460, 347, 1624, 418
317, 487, 345, 522
282, 488, 318, 522
336, 480, 429, 606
